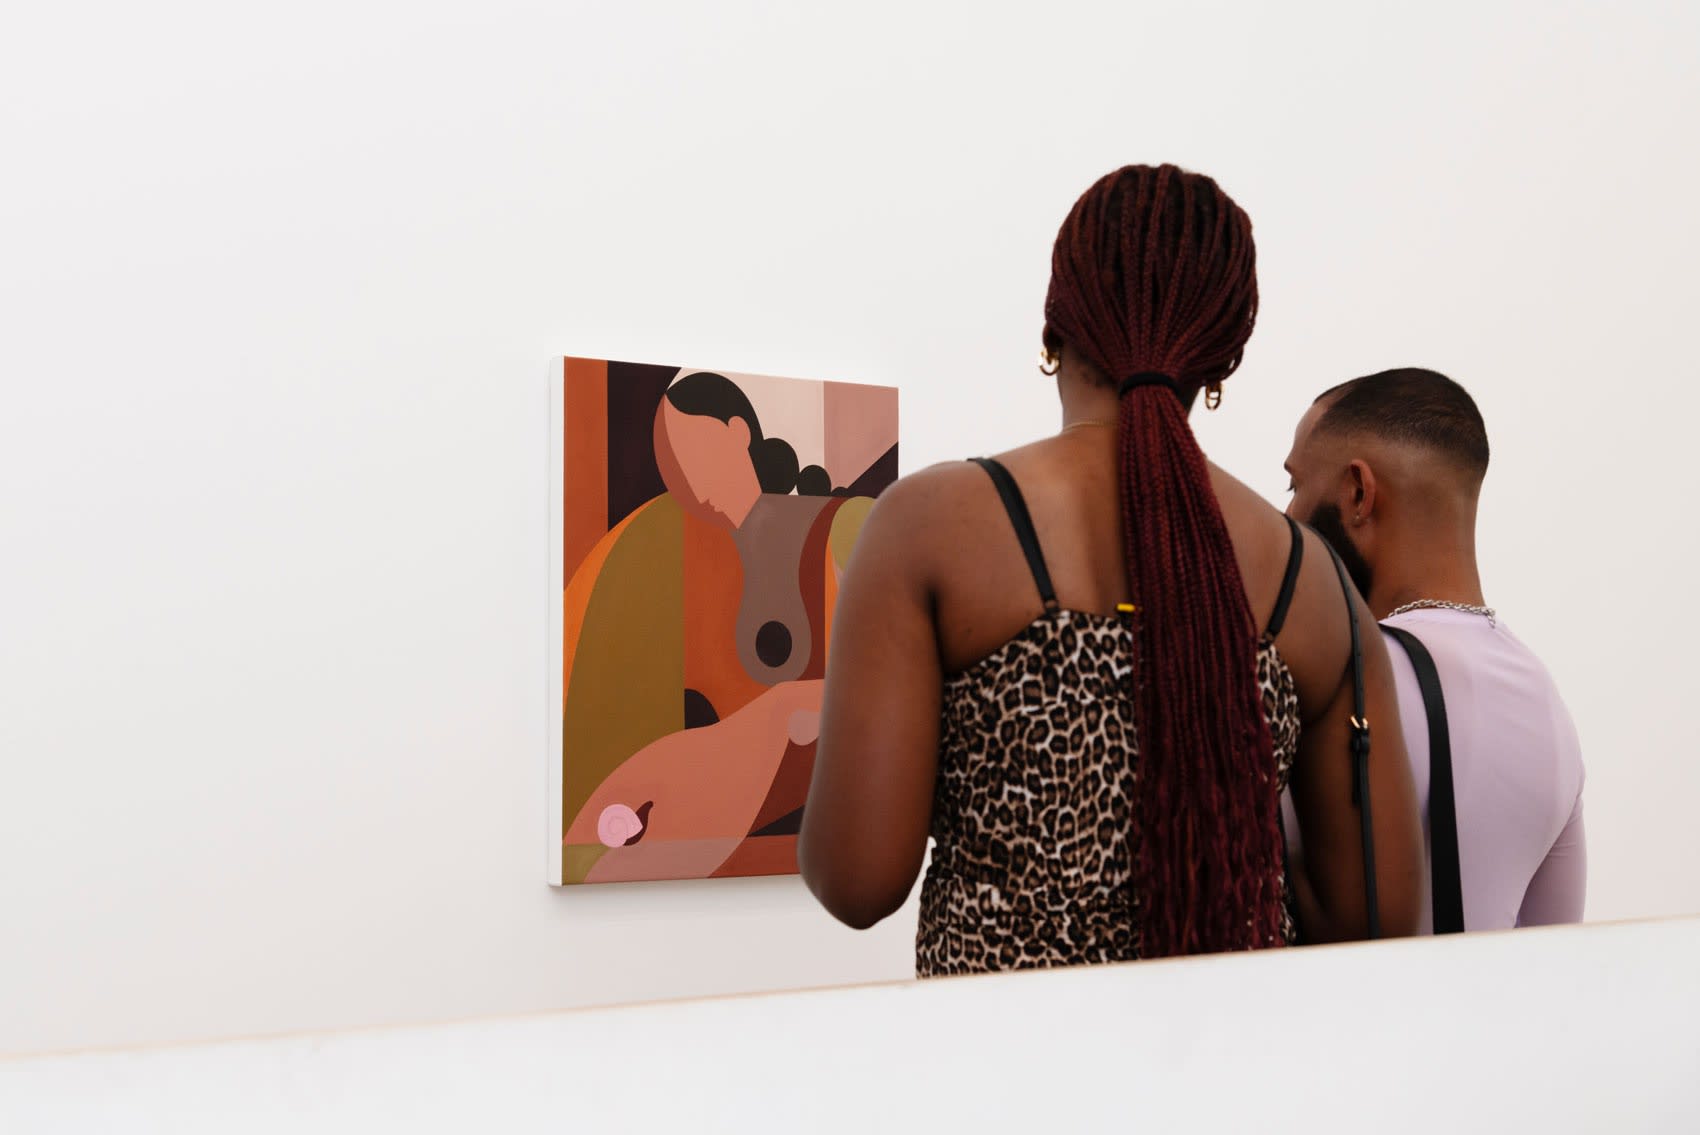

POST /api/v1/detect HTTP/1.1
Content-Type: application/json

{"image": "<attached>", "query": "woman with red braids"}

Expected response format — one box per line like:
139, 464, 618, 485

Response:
800, 164, 1423, 971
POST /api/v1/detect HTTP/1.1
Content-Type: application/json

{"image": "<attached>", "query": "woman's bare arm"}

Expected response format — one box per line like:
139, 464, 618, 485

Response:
799, 476, 943, 929
1288, 577, 1424, 941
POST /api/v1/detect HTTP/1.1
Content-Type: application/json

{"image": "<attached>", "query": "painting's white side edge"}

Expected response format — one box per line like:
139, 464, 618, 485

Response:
546, 360, 565, 886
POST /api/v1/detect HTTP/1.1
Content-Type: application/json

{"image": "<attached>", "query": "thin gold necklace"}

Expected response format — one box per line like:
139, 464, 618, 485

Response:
1060, 420, 1116, 435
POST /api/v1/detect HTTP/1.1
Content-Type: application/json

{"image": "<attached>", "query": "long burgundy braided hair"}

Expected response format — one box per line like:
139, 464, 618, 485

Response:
1043, 164, 1283, 957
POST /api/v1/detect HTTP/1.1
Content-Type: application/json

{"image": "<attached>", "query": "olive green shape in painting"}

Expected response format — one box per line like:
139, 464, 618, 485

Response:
562, 843, 609, 885
828, 496, 875, 570
562, 495, 685, 834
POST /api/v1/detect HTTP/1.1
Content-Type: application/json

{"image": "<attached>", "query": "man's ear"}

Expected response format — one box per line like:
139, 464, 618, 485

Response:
1347, 459, 1379, 525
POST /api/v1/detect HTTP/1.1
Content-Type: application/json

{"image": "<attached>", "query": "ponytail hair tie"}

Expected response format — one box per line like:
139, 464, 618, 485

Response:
1119, 372, 1181, 399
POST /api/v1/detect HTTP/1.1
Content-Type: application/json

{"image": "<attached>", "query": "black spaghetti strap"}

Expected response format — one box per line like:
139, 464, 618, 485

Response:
1383, 625, 1465, 935
969, 458, 1058, 611
1323, 539, 1380, 940
1265, 516, 1305, 638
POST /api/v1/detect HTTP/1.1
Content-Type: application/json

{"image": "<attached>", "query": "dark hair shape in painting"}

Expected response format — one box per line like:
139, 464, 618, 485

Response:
664, 371, 838, 496
796, 465, 833, 497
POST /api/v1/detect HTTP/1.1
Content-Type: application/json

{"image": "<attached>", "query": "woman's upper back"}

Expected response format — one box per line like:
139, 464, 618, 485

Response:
915, 436, 1313, 973
916, 429, 1352, 721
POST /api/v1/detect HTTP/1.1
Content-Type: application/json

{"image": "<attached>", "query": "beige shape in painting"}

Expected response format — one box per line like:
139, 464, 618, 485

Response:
824, 381, 898, 488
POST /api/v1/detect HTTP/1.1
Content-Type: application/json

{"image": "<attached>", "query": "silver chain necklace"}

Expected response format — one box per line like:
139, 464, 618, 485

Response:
1387, 599, 1497, 627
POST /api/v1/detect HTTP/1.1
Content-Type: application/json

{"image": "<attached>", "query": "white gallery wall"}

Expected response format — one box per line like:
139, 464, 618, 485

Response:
2, 0, 1696, 1056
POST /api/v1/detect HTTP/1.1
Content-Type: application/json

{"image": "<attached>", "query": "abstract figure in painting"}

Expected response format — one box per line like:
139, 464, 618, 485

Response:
552, 357, 898, 884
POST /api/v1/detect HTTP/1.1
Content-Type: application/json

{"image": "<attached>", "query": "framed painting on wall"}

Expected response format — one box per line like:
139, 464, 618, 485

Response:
548, 357, 899, 885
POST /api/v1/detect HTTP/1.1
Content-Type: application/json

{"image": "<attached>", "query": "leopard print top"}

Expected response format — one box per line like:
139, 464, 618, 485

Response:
915, 612, 1301, 976
915, 459, 1304, 979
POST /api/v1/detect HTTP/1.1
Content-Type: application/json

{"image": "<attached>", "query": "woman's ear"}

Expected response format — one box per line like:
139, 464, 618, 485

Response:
727, 416, 752, 448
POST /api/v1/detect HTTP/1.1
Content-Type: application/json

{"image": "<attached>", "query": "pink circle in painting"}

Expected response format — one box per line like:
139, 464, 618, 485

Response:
597, 804, 645, 848
787, 709, 821, 746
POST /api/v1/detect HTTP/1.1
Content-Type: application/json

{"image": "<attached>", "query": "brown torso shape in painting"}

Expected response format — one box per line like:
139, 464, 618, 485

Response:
728, 494, 836, 687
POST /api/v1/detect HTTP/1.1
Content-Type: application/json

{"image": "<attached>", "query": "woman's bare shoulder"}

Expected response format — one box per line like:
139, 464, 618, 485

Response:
865, 460, 994, 518
1207, 461, 1289, 536
1206, 460, 1298, 587
850, 461, 996, 551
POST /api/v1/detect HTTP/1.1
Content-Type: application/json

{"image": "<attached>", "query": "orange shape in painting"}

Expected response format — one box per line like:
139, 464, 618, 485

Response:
748, 740, 817, 835
562, 357, 609, 586
711, 836, 801, 878
681, 507, 766, 721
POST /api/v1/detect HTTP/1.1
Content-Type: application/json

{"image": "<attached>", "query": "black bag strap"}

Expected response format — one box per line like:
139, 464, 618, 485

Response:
1323, 541, 1380, 939
1382, 625, 1466, 935
970, 458, 1058, 611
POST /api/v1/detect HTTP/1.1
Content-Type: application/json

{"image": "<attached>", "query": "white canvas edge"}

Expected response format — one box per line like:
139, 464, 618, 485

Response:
546, 359, 565, 886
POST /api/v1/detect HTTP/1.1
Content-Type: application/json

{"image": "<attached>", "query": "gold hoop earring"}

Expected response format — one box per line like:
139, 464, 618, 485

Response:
1038, 348, 1060, 377
1205, 382, 1223, 411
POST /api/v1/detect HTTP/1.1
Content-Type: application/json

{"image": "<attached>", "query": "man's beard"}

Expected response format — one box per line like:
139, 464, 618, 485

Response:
1307, 502, 1374, 600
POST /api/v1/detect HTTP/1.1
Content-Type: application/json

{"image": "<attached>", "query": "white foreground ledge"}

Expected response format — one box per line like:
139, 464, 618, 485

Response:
5, 916, 1697, 1133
